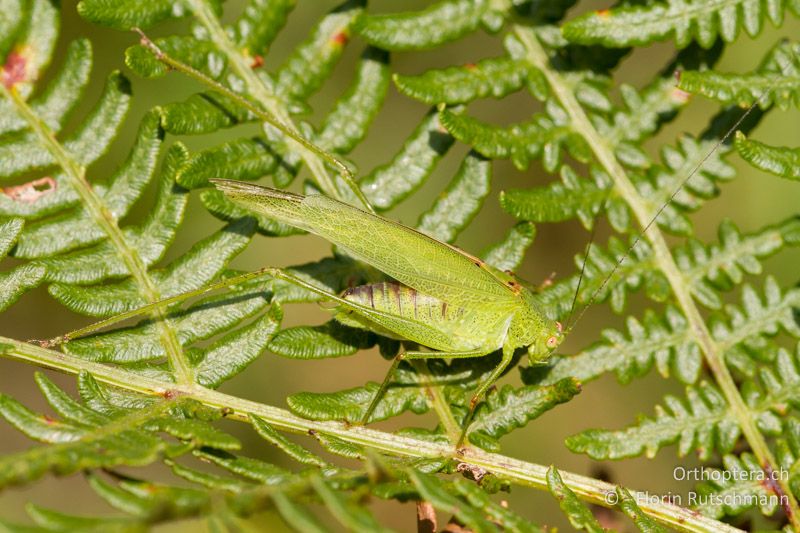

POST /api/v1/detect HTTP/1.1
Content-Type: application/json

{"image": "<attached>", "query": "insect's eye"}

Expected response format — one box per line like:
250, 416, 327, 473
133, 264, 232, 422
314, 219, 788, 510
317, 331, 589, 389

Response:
546, 336, 558, 349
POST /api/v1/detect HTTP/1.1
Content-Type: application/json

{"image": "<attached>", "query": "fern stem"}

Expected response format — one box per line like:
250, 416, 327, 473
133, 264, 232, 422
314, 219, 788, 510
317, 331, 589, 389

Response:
514, 27, 800, 527
0, 85, 194, 385
410, 360, 462, 444
180, 0, 374, 213
0, 336, 741, 533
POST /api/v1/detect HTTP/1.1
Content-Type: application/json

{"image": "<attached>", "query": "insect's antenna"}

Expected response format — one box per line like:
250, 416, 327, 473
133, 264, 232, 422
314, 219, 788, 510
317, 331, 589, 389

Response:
564, 69, 784, 337
564, 215, 600, 331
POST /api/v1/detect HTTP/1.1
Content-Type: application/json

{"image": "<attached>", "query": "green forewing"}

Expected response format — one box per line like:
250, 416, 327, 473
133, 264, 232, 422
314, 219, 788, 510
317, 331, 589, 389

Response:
212, 180, 520, 309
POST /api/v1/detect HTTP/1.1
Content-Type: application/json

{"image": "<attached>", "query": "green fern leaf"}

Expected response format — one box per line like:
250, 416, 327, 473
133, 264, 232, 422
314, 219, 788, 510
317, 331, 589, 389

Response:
0, 38, 91, 135
250, 416, 328, 467
312, 476, 390, 532
563, 1, 799, 49
195, 448, 291, 485
317, 47, 390, 155
616, 487, 668, 532
546, 466, 605, 533
360, 109, 454, 210
0, 372, 231, 488
735, 132, 800, 180
272, 492, 327, 533
693, 452, 782, 519
566, 381, 738, 461
500, 168, 606, 223
394, 56, 536, 105
416, 150, 491, 243
0, 71, 130, 178
355, 0, 507, 52
677, 39, 800, 109
77, 0, 198, 30
25, 504, 137, 531
268, 320, 375, 360
567, 343, 800, 462
439, 107, 590, 171
287, 377, 430, 423
480, 222, 536, 272
0, 218, 44, 311
194, 304, 282, 388
87, 473, 209, 523
468, 379, 581, 450
14, 110, 164, 259
64, 279, 271, 364
451, 478, 543, 531
48, 216, 255, 316
274, 0, 362, 103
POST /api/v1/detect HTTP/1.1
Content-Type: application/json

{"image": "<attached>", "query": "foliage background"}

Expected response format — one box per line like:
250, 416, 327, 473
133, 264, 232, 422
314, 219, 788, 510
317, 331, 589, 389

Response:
0, 0, 798, 530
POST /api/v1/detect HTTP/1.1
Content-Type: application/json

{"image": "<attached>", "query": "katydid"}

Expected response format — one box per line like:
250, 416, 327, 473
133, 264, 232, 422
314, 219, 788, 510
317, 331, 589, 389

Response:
209, 179, 564, 444
36, 39, 781, 449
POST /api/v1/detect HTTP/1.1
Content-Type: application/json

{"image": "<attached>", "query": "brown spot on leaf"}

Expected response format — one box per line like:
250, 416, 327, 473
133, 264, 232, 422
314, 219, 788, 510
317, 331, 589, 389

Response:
3, 177, 56, 203
597, 9, 611, 17
250, 54, 264, 69
2, 48, 29, 89
464, 62, 477, 70
671, 86, 691, 103
331, 31, 349, 46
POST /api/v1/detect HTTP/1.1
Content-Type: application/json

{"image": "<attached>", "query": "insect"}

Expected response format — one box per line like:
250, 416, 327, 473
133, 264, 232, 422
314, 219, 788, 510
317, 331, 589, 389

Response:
40, 35, 783, 449
209, 179, 564, 445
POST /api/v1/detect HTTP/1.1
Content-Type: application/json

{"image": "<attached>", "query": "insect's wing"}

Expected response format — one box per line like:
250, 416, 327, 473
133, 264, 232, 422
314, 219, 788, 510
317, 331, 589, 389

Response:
212, 180, 518, 309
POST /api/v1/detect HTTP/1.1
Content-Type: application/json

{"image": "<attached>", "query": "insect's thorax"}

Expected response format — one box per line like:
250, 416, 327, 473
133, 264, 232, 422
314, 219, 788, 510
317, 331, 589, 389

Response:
506, 288, 559, 359
338, 282, 510, 352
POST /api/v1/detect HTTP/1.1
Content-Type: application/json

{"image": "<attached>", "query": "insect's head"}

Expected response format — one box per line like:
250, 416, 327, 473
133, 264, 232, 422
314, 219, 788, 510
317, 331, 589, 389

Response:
527, 321, 564, 363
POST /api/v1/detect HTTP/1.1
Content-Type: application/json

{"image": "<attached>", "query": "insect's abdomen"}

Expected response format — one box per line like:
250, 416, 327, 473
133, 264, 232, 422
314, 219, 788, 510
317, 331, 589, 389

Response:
342, 282, 461, 325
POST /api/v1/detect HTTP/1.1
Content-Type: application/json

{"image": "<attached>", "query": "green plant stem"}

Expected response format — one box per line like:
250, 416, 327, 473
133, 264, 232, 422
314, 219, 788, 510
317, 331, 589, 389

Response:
0, 85, 194, 385
410, 360, 462, 444
514, 26, 800, 528
0, 336, 740, 533
179, 0, 374, 213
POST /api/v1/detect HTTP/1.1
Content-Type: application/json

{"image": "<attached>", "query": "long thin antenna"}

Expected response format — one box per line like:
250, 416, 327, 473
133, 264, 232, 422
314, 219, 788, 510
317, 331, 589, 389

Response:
565, 70, 783, 336
565, 215, 599, 331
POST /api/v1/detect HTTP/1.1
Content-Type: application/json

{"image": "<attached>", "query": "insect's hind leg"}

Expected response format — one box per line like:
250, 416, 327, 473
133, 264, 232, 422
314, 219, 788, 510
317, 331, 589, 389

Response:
360, 347, 491, 426
456, 342, 515, 448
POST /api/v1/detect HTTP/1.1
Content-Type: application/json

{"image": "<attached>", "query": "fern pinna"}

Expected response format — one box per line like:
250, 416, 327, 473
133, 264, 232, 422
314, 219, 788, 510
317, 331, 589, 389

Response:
0, 0, 798, 531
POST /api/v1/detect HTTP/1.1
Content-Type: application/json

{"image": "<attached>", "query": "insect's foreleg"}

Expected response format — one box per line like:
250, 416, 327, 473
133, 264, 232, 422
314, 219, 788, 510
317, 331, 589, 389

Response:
456, 343, 515, 448
361, 348, 490, 425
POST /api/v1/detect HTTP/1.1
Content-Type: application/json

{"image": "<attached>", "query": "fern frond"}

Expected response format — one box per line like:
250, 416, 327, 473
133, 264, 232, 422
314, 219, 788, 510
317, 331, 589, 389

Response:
563, 1, 800, 49
394, 56, 538, 106
2, 1, 798, 530
566, 381, 738, 460
0, 218, 44, 311
547, 467, 606, 533
542, 217, 800, 318
0, 372, 232, 489
360, 109, 454, 210
693, 452, 783, 519
735, 132, 800, 180
678, 39, 800, 109
354, 0, 509, 51
532, 274, 800, 391
567, 343, 800, 461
